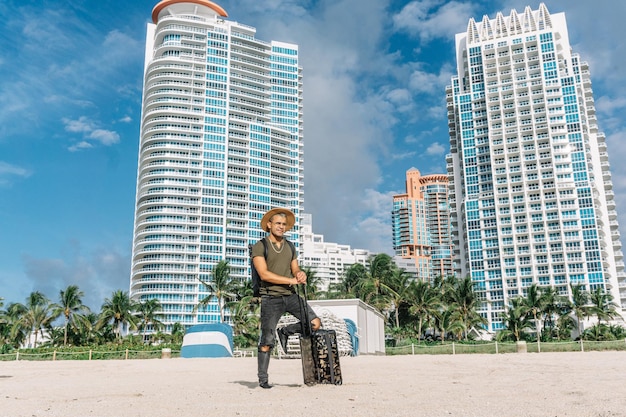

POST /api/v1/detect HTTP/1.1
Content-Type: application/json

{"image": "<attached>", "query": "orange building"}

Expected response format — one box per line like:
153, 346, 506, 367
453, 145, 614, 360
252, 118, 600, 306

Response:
392, 168, 454, 281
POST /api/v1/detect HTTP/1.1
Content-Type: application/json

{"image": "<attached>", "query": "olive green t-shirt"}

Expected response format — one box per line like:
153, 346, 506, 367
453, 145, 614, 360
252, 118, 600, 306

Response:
252, 238, 296, 296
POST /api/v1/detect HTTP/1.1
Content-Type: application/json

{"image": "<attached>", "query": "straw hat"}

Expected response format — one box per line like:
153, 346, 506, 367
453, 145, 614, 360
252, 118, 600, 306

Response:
260, 208, 295, 232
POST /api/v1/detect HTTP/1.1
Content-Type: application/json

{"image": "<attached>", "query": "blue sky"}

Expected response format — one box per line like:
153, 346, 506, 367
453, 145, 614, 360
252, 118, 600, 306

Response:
1, 0, 625, 310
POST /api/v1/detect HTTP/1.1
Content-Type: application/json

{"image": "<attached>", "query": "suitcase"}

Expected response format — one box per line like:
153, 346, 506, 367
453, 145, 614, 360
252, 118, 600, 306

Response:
310, 329, 342, 385
297, 286, 342, 386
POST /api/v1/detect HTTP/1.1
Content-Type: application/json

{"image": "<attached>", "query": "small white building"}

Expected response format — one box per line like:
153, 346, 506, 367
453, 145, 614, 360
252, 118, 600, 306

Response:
309, 299, 385, 355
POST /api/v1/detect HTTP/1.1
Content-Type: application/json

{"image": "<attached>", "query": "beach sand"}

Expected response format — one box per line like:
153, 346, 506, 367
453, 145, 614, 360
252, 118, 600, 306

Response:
1, 351, 625, 417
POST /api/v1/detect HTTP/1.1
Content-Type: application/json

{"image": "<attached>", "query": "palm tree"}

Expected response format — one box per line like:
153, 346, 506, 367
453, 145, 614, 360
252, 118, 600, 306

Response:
355, 253, 396, 315
136, 298, 164, 342
197, 260, 237, 323
82, 312, 113, 345
521, 284, 548, 349
300, 266, 323, 300
16, 292, 59, 348
326, 263, 365, 299
569, 283, 591, 338
499, 297, 532, 342
447, 276, 486, 340
406, 280, 441, 342
539, 286, 567, 340
228, 295, 260, 347
236, 278, 255, 300
0, 298, 11, 352
3, 302, 28, 348
169, 322, 185, 344
54, 285, 90, 346
98, 290, 138, 340
555, 312, 576, 341
588, 287, 620, 327
432, 307, 465, 343
386, 268, 412, 329
432, 275, 458, 305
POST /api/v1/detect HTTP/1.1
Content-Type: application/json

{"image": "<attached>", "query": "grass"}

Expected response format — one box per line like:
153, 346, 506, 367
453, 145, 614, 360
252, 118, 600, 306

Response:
385, 339, 626, 355
0, 346, 181, 361
3, 339, 625, 361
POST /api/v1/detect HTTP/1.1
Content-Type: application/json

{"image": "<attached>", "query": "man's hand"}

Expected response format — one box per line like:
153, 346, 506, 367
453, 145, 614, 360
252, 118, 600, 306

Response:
295, 270, 307, 284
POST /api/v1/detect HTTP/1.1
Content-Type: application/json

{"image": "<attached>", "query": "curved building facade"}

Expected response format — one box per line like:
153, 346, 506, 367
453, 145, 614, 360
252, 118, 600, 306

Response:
130, 0, 303, 330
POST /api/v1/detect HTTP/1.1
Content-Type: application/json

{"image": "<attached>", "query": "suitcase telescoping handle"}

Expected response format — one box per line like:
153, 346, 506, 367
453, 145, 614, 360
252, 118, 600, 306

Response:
298, 284, 311, 337
298, 283, 317, 386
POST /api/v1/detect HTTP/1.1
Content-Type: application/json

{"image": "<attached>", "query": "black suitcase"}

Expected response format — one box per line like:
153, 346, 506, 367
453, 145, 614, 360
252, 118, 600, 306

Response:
311, 329, 342, 385
297, 286, 342, 386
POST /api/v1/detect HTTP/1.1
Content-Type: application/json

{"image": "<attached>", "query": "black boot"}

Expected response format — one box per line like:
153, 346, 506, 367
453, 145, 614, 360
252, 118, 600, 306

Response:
277, 327, 289, 354
258, 350, 272, 389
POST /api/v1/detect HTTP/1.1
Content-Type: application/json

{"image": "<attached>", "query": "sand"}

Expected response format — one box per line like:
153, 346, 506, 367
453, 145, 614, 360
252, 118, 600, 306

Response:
1, 351, 625, 417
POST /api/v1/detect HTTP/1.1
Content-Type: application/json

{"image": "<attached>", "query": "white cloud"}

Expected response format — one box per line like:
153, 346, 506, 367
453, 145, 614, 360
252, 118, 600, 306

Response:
408, 65, 454, 95
89, 129, 120, 146
386, 88, 414, 113
63, 117, 120, 150
315, 188, 398, 254
595, 96, 626, 118
20, 244, 131, 311
63, 116, 95, 133
0, 161, 31, 177
393, 1, 478, 41
226, 0, 402, 252
0, 5, 142, 142
426, 142, 446, 156
0, 161, 32, 187
392, 150, 418, 161
68, 141, 94, 152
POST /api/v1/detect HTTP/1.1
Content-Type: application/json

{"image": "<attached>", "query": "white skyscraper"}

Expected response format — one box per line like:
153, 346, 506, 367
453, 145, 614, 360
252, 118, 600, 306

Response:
446, 3, 626, 332
130, 0, 303, 328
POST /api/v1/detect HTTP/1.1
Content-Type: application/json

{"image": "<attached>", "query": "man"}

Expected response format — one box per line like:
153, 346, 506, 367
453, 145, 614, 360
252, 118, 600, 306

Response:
252, 208, 321, 389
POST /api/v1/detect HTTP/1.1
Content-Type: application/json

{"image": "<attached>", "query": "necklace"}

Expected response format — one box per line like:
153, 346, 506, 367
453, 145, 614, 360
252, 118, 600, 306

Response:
270, 239, 285, 254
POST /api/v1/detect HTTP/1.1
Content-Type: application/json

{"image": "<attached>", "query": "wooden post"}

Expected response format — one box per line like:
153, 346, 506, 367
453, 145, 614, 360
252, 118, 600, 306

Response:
53, 350, 57, 361
452, 342, 455, 355
16, 351, 20, 361
125, 349, 129, 360
411, 343, 415, 355
89, 349, 92, 360
495, 341, 498, 354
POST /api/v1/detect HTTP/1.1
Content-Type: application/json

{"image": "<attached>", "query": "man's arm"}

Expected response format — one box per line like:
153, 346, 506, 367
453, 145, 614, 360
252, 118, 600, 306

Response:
253, 255, 298, 286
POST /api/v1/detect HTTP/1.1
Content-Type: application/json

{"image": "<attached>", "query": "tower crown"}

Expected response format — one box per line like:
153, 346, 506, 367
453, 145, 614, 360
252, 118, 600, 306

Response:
152, 0, 228, 24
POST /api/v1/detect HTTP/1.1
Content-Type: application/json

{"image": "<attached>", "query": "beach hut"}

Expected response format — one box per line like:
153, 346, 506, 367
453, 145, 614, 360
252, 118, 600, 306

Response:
309, 299, 385, 355
180, 323, 233, 358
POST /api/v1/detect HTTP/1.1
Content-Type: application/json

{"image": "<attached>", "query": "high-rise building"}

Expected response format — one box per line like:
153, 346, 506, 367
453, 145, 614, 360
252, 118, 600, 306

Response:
392, 168, 454, 282
446, 3, 626, 332
130, 0, 303, 329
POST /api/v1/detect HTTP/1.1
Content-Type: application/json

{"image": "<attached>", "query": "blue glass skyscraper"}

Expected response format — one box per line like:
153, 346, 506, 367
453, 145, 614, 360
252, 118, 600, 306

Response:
130, 0, 303, 330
